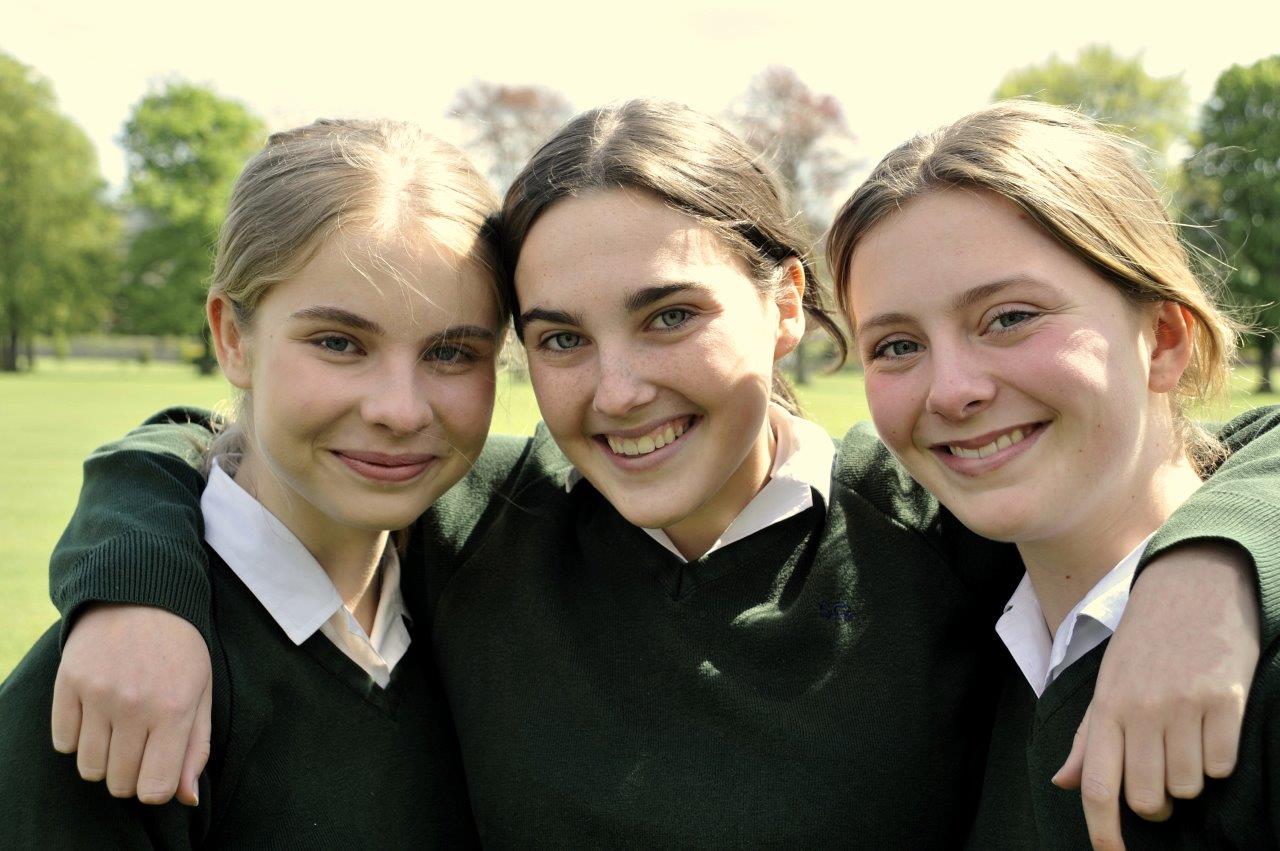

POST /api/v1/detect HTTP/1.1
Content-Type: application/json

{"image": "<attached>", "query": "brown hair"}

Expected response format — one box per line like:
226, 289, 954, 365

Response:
827, 100, 1238, 470
500, 99, 848, 414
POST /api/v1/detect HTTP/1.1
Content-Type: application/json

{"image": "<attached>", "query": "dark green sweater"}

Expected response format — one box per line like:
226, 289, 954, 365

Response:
42, 407, 1280, 847
0, 549, 478, 848
967, 641, 1280, 849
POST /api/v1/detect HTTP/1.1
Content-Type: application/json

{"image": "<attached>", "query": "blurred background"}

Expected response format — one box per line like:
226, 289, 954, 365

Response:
3, 0, 1279, 674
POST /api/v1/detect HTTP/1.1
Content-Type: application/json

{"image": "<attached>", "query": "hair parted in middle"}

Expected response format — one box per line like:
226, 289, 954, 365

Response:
500, 98, 849, 414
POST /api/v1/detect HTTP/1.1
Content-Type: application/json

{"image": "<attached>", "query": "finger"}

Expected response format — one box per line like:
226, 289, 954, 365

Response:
1054, 707, 1089, 789
1203, 698, 1244, 779
1164, 709, 1204, 799
135, 717, 190, 805
176, 675, 212, 807
105, 720, 148, 798
75, 707, 112, 782
1080, 715, 1126, 851
1123, 722, 1171, 821
50, 672, 83, 754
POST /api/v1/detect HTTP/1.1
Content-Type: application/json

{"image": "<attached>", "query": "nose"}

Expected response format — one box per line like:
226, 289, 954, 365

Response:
591, 347, 657, 418
361, 360, 435, 436
924, 344, 996, 421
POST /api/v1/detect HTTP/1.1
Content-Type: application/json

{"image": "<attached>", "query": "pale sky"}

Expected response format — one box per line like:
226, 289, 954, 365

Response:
7, 0, 1279, 194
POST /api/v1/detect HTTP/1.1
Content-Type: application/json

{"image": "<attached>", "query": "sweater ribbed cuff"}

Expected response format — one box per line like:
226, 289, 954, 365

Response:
1142, 490, 1280, 653
52, 531, 213, 651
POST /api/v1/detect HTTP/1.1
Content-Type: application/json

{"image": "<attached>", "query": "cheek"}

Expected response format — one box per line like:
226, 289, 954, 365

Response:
864, 371, 923, 452
435, 371, 497, 451
527, 359, 586, 434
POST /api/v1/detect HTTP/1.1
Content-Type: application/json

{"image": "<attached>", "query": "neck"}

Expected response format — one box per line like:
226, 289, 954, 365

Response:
234, 451, 388, 633
663, 413, 778, 561
1018, 455, 1203, 633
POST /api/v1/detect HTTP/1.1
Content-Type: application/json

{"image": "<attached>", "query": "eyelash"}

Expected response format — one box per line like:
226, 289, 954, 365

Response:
535, 307, 698, 353
868, 308, 1042, 361
311, 335, 479, 366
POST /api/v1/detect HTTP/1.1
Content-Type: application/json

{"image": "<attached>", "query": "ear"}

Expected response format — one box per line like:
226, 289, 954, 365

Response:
1148, 301, 1195, 394
773, 258, 807, 362
208, 294, 252, 390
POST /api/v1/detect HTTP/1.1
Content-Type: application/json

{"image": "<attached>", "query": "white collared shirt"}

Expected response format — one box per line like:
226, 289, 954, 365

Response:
201, 460, 412, 688
996, 534, 1155, 697
566, 405, 836, 563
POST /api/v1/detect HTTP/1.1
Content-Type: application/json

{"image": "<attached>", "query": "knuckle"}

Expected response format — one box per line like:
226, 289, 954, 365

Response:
1125, 788, 1165, 816
106, 782, 137, 799
1081, 776, 1115, 806
137, 779, 179, 805
1168, 781, 1204, 799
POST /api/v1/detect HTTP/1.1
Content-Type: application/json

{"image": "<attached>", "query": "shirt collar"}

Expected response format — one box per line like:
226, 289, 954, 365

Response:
201, 460, 409, 648
565, 405, 835, 562
996, 534, 1153, 697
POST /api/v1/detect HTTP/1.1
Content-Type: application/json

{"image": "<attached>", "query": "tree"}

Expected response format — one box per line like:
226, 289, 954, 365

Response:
449, 82, 573, 193
116, 81, 265, 372
729, 66, 858, 384
995, 45, 1190, 167
1183, 56, 1280, 393
0, 52, 119, 372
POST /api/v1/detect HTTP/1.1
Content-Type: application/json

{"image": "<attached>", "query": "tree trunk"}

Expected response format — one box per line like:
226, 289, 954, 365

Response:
24, 336, 35, 370
1, 324, 18, 373
196, 332, 218, 376
792, 338, 810, 386
1259, 336, 1275, 395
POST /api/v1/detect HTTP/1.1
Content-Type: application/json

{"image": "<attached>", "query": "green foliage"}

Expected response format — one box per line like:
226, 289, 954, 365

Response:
0, 51, 120, 372
115, 82, 265, 369
1183, 55, 1280, 391
994, 44, 1190, 163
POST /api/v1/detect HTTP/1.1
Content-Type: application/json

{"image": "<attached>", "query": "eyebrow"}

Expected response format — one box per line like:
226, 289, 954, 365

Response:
854, 275, 1048, 339
623, 283, 709, 313
291, 306, 495, 344
517, 307, 585, 332
289, 306, 384, 335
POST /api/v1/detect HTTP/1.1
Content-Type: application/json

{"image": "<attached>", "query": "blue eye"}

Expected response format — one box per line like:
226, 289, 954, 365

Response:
543, 332, 583, 352
316, 335, 358, 354
872, 339, 921, 360
988, 310, 1038, 331
651, 308, 691, 330
425, 344, 471, 365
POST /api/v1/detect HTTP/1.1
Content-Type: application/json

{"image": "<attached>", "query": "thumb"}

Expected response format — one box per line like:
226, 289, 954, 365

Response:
176, 672, 212, 807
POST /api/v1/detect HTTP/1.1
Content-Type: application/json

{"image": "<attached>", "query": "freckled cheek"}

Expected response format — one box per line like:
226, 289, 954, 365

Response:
527, 361, 590, 437
864, 373, 923, 454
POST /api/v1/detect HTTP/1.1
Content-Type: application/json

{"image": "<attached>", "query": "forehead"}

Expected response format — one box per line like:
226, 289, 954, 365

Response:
847, 189, 1069, 310
272, 230, 498, 328
515, 188, 752, 301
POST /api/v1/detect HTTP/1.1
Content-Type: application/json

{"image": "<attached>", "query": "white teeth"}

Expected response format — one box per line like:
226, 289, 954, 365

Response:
948, 426, 1032, 459
605, 418, 690, 457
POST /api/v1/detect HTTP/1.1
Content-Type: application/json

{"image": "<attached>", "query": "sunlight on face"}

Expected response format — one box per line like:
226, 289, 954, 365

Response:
514, 188, 795, 554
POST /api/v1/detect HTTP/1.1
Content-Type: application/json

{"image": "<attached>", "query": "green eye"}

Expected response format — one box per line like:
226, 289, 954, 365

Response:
544, 332, 582, 351
652, 309, 690, 330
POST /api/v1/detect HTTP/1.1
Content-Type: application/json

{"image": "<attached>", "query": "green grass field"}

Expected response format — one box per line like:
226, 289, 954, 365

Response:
1, 358, 1275, 677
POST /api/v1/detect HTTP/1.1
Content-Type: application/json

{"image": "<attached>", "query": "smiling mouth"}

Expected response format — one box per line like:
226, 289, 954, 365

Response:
940, 422, 1047, 459
600, 416, 695, 458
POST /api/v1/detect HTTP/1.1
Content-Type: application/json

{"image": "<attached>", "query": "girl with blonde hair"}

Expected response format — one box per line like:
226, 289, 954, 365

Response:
0, 118, 504, 846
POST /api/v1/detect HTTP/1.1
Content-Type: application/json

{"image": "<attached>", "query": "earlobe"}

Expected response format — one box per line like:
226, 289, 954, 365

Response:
207, 295, 252, 390
774, 259, 807, 362
1148, 302, 1195, 394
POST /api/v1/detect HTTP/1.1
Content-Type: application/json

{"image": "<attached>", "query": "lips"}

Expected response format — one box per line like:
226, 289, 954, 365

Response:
333, 450, 438, 483
928, 421, 1048, 475
602, 416, 693, 457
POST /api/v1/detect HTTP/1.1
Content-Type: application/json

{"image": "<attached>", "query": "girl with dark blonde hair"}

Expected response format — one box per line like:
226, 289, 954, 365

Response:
30, 100, 1280, 848
832, 100, 1280, 847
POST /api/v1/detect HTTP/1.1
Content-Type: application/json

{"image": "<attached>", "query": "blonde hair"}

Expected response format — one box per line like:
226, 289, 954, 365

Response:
501, 99, 849, 415
827, 100, 1238, 471
208, 118, 503, 462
